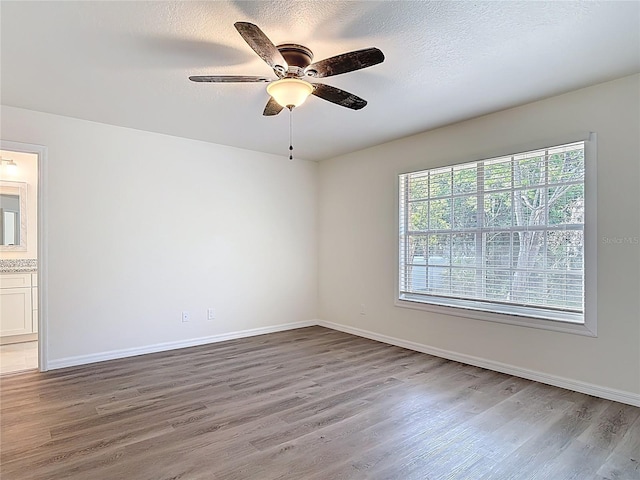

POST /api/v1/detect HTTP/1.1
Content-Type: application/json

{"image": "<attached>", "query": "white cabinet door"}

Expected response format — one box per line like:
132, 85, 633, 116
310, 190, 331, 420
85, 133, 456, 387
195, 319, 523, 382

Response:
0, 287, 33, 336
0, 274, 31, 288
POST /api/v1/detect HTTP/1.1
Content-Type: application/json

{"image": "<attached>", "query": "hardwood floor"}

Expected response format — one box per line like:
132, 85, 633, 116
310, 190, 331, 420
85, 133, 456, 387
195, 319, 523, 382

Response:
1, 326, 638, 479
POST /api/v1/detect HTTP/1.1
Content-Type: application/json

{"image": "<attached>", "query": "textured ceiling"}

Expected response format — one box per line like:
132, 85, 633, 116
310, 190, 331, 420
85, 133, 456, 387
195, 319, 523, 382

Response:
1, 1, 639, 161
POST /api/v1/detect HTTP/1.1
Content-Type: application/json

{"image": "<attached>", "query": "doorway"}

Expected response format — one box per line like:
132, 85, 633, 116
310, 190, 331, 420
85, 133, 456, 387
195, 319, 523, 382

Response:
0, 141, 46, 374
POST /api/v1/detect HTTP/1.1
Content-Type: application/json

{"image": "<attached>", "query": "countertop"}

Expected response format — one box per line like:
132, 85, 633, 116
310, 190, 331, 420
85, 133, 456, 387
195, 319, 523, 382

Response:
0, 259, 37, 274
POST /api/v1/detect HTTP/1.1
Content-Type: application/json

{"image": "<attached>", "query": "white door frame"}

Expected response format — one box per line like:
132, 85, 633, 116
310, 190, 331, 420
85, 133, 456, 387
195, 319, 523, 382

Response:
0, 140, 48, 371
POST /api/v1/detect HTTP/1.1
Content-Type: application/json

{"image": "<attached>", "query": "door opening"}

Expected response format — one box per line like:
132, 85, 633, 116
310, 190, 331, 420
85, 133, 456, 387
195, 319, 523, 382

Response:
0, 141, 46, 373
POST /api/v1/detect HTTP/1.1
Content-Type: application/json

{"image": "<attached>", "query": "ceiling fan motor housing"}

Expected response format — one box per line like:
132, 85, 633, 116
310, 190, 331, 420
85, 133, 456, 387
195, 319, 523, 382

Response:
277, 44, 315, 77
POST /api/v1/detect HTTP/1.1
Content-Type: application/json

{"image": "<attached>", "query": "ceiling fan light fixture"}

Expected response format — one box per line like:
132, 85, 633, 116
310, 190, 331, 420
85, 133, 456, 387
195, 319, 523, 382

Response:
267, 78, 314, 109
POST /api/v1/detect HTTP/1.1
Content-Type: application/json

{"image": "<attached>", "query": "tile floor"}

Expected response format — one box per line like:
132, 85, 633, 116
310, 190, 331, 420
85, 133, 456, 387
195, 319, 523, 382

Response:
0, 341, 38, 375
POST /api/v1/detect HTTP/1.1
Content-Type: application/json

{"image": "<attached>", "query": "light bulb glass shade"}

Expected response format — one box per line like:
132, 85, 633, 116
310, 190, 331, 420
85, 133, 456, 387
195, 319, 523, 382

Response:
266, 78, 314, 108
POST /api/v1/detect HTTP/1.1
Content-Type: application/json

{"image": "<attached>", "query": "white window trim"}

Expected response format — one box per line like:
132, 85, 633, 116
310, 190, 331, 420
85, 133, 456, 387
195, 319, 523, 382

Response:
395, 133, 597, 337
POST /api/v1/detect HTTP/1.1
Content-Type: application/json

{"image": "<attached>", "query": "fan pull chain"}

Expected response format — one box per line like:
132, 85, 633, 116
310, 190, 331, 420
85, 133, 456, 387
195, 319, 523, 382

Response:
288, 106, 294, 161
289, 110, 294, 160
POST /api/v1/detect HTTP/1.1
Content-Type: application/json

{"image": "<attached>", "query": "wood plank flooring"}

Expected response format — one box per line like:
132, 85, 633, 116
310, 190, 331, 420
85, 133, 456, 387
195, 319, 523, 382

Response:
1, 326, 638, 479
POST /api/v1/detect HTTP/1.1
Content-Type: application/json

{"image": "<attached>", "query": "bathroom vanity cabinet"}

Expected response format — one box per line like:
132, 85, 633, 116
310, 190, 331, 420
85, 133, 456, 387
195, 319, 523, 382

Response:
0, 272, 38, 341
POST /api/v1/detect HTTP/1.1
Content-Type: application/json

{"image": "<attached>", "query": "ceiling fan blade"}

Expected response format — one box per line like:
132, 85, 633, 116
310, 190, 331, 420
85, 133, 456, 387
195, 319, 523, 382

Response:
312, 83, 367, 110
263, 97, 284, 116
306, 48, 384, 78
234, 22, 288, 73
189, 75, 271, 83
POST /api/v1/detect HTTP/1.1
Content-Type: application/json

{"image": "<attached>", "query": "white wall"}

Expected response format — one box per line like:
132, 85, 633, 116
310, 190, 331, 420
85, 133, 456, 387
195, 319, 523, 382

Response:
1, 106, 318, 365
318, 75, 640, 398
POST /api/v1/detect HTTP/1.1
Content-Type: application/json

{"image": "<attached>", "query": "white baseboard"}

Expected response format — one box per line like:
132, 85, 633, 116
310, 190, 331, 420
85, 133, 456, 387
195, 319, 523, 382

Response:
317, 320, 640, 408
46, 320, 317, 370
45, 318, 640, 407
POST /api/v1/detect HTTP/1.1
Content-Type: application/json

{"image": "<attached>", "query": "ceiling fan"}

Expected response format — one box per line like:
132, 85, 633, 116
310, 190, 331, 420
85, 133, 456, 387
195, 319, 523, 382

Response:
189, 22, 385, 116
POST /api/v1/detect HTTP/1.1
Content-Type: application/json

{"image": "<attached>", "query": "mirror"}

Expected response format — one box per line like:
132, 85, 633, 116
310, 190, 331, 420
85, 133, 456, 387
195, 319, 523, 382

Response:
0, 181, 27, 251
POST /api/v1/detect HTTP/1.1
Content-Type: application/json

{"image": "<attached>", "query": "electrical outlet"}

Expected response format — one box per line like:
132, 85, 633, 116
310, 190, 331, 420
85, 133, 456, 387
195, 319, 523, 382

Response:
182, 311, 190, 322
360, 304, 366, 315
207, 308, 215, 320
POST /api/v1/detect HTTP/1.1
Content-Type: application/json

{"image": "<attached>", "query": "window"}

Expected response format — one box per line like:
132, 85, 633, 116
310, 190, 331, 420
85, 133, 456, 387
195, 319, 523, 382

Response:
398, 138, 596, 334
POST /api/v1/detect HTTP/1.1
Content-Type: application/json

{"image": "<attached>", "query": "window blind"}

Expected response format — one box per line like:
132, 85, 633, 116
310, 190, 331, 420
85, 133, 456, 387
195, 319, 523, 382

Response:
398, 141, 585, 323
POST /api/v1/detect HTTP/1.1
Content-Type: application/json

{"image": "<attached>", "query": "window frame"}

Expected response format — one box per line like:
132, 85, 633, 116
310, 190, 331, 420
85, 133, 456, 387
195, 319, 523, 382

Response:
395, 133, 597, 337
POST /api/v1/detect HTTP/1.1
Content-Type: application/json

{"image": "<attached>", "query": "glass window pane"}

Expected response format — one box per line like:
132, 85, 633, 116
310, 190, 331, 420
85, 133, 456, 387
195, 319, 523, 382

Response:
511, 270, 545, 304
514, 154, 545, 188
408, 201, 428, 231
427, 267, 450, 295
453, 165, 477, 194
484, 269, 511, 300
548, 148, 585, 184
484, 159, 511, 190
545, 273, 583, 310
428, 234, 450, 264
408, 235, 428, 264
452, 233, 476, 266
408, 265, 427, 293
451, 268, 478, 297
429, 169, 451, 198
548, 185, 584, 225
454, 195, 478, 229
484, 192, 512, 227
512, 230, 545, 269
429, 199, 451, 230
514, 188, 546, 226
546, 230, 583, 271
408, 172, 429, 200
486, 232, 511, 269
